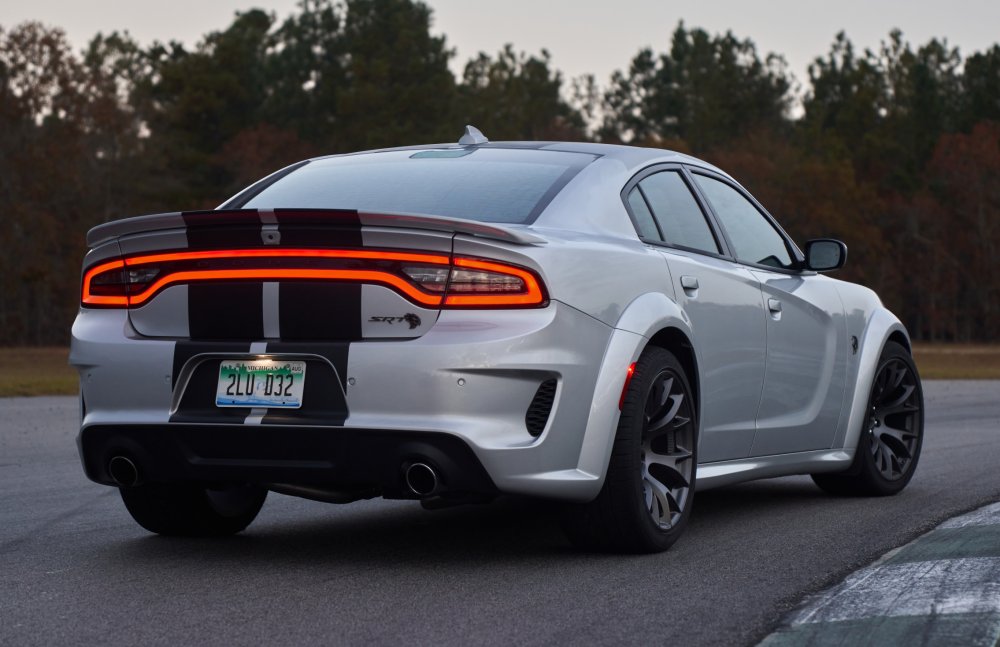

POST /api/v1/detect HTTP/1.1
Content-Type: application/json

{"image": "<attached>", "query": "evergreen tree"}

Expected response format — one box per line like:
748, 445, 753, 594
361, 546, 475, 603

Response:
334, 0, 457, 150
460, 45, 583, 140
602, 23, 792, 151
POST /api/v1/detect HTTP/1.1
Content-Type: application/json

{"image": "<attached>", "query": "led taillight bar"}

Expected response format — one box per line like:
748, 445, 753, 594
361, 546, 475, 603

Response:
81, 248, 547, 309
81, 259, 129, 307
443, 258, 545, 306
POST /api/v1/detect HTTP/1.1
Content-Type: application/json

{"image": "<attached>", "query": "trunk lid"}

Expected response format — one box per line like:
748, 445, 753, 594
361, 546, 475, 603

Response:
97, 208, 539, 341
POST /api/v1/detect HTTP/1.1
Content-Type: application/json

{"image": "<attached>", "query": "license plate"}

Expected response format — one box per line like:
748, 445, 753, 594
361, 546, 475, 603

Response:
216, 360, 306, 408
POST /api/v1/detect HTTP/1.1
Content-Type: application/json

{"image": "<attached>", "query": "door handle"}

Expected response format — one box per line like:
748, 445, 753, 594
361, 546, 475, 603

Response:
680, 276, 699, 291
768, 298, 782, 313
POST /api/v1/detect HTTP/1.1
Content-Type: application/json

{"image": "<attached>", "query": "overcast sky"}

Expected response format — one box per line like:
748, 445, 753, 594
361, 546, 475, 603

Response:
4, 0, 999, 90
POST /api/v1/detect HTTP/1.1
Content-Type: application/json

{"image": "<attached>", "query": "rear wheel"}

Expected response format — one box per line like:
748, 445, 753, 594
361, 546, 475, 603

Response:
812, 340, 923, 496
120, 483, 267, 536
563, 346, 697, 553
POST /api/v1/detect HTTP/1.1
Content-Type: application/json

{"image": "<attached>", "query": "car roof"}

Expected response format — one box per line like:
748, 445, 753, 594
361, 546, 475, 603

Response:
308, 140, 731, 179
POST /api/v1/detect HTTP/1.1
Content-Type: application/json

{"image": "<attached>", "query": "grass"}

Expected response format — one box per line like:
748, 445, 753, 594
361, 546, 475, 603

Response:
0, 343, 996, 397
912, 344, 1000, 380
0, 347, 78, 397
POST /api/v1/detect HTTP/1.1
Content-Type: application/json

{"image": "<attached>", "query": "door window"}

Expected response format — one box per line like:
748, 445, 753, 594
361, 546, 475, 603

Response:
626, 187, 662, 241
693, 174, 794, 269
637, 172, 720, 254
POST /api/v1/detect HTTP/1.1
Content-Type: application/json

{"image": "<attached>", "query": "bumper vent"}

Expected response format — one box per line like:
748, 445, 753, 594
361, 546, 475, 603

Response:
525, 379, 557, 437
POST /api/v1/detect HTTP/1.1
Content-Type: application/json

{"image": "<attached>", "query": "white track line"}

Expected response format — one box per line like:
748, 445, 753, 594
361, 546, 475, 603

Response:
760, 501, 1000, 644
791, 557, 1000, 624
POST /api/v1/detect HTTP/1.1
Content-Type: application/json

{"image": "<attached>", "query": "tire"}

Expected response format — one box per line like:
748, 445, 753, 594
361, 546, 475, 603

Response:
120, 483, 267, 536
812, 340, 924, 496
562, 346, 697, 553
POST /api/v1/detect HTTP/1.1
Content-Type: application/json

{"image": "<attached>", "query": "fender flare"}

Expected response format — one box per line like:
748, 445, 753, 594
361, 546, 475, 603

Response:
835, 307, 911, 452
574, 292, 699, 491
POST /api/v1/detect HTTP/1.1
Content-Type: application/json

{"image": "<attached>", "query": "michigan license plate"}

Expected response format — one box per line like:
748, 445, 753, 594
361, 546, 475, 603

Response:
216, 360, 306, 408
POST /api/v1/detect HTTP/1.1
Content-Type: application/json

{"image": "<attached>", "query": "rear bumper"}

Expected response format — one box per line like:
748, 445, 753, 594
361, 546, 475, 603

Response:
78, 424, 497, 498
71, 303, 637, 501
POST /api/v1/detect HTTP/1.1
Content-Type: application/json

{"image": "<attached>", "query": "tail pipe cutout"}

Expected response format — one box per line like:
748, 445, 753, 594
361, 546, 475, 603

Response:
404, 462, 440, 497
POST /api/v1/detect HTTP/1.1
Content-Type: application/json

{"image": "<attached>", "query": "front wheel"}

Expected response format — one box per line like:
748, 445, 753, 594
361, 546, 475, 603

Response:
562, 346, 697, 553
120, 483, 267, 536
812, 340, 924, 496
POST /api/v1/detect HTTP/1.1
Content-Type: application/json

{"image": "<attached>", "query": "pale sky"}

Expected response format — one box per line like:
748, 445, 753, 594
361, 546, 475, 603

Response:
3, 0, 999, 91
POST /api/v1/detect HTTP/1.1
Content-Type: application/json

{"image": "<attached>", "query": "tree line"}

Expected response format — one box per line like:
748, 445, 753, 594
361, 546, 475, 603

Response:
1, 0, 998, 344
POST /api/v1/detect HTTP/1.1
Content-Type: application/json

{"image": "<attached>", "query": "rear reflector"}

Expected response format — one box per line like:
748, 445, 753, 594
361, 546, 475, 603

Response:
82, 248, 548, 309
619, 362, 637, 410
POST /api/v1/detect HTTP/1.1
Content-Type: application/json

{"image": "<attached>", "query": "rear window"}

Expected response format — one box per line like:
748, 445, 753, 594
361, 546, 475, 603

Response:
241, 148, 596, 224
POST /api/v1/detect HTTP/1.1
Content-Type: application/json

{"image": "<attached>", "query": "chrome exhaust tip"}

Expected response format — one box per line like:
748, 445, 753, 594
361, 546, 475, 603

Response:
404, 462, 439, 497
108, 455, 139, 487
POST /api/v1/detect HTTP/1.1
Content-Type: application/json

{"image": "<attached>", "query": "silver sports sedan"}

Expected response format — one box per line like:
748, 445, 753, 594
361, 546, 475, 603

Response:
72, 126, 924, 552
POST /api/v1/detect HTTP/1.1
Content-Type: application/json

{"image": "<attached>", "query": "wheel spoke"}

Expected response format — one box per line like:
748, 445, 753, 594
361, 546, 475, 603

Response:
646, 451, 692, 489
878, 443, 891, 473
878, 430, 912, 461
880, 384, 915, 410
887, 365, 907, 393
874, 368, 889, 398
646, 377, 674, 420
652, 482, 671, 523
645, 474, 675, 528
879, 401, 920, 417
873, 437, 906, 477
879, 434, 912, 463
893, 451, 905, 475
648, 393, 683, 437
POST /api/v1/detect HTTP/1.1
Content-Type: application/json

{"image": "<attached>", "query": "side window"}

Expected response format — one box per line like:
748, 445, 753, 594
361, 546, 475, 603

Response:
626, 188, 662, 241
693, 174, 794, 269
638, 171, 720, 254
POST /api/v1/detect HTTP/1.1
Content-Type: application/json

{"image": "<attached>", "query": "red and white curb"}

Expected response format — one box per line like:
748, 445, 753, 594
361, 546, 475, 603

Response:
759, 502, 1000, 646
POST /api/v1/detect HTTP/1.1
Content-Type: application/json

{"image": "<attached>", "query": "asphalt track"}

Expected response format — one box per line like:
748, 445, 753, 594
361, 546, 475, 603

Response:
2, 381, 999, 646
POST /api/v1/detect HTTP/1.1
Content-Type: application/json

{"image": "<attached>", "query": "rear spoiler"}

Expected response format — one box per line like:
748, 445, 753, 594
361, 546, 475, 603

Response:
86, 208, 547, 248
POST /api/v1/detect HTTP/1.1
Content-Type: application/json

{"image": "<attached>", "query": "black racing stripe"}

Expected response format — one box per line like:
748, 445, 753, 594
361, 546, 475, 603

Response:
271, 208, 360, 226
170, 341, 252, 423
183, 210, 264, 249
279, 283, 361, 341
172, 341, 251, 388
265, 342, 351, 391
273, 209, 362, 247
188, 283, 264, 340
261, 342, 350, 426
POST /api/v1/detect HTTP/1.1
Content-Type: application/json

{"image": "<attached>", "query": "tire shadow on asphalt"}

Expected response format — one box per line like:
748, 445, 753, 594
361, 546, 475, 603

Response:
89, 475, 862, 568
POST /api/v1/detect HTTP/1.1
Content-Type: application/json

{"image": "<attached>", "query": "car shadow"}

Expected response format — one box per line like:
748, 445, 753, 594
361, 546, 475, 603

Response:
95, 476, 841, 569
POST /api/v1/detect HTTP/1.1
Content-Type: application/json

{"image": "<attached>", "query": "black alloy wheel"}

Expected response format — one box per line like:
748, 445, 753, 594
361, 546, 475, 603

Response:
866, 355, 923, 481
563, 346, 697, 553
641, 367, 696, 530
812, 340, 924, 496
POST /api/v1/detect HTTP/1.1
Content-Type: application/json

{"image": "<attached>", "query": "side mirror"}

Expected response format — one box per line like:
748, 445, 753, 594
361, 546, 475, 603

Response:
805, 239, 847, 272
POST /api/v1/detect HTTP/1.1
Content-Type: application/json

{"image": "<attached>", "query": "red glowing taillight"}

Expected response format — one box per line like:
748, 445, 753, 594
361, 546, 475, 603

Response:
443, 258, 545, 307
81, 248, 548, 309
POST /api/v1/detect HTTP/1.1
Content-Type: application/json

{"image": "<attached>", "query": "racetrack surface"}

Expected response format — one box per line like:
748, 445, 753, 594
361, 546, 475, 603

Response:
2, 381, 998, 646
